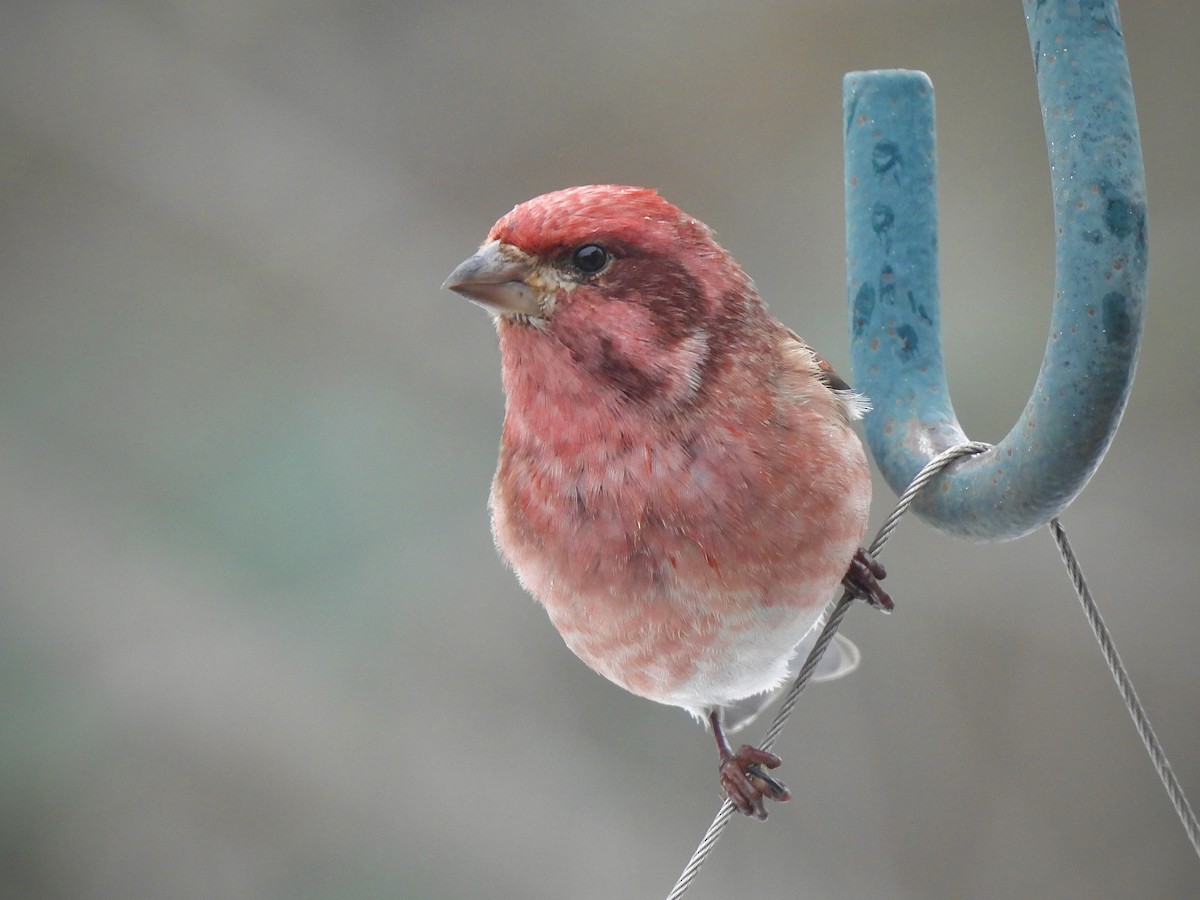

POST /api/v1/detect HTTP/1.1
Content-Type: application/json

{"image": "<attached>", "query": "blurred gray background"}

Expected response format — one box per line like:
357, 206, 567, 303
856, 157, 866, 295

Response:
1, 1, 1197, 898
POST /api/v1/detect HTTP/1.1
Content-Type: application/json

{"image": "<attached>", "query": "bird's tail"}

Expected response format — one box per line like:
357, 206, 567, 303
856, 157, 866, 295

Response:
721, 628, 861, 734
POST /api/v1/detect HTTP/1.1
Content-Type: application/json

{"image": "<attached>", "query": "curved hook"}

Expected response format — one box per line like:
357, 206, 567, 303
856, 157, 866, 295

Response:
843, 0, 1147, 542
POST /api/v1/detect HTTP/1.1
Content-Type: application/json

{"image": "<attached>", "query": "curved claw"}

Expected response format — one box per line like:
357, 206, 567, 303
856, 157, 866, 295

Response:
708, 709, 792, 819
719, 746, 791, 820
842, 547, 893, 611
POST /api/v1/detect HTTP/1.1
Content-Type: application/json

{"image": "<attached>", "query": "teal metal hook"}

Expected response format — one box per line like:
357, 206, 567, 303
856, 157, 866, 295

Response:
844, 0, 1147, 542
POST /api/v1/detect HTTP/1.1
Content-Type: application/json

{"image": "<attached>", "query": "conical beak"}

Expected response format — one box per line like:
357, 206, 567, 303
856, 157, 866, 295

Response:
442, 240, 539, 316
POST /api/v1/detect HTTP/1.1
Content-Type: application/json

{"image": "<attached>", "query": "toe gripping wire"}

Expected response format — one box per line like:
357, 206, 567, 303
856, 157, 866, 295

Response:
665, 441, 991, 900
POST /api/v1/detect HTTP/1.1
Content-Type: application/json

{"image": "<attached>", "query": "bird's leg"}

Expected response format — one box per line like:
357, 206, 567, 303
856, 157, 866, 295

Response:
708, 709, 791, 820
842, 547, 893, 612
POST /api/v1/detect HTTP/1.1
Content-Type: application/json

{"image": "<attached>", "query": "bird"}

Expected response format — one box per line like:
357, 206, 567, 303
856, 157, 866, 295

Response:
443, 185, 890, 819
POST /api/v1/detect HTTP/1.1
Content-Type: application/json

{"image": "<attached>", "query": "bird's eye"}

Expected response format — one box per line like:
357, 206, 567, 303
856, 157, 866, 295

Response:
570, 243, 611, 275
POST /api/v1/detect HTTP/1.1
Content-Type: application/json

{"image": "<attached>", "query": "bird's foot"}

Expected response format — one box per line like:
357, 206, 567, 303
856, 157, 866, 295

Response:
718, 744, 791, 820
842, 547, 893, 612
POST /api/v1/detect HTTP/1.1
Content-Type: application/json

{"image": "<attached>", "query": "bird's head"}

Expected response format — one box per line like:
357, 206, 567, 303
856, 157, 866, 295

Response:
444, 185, 769, 410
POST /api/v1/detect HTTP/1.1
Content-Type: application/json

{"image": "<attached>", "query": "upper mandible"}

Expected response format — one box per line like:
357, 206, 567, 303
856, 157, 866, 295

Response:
844, 1, 1146, 542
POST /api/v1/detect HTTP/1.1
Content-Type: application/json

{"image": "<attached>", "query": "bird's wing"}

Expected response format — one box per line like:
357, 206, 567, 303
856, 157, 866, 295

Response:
781, 328, 871, 421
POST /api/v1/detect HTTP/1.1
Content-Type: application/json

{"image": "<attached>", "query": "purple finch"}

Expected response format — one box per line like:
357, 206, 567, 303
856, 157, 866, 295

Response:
444, 185, 888, 818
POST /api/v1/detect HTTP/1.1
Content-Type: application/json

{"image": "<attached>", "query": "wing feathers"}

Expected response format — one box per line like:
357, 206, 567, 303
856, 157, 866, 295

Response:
781, 329, 871, 421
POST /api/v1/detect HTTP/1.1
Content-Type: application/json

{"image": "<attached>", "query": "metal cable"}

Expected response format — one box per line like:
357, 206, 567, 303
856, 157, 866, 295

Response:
1048, 517, 1200, 859
665, 441, 991, 899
